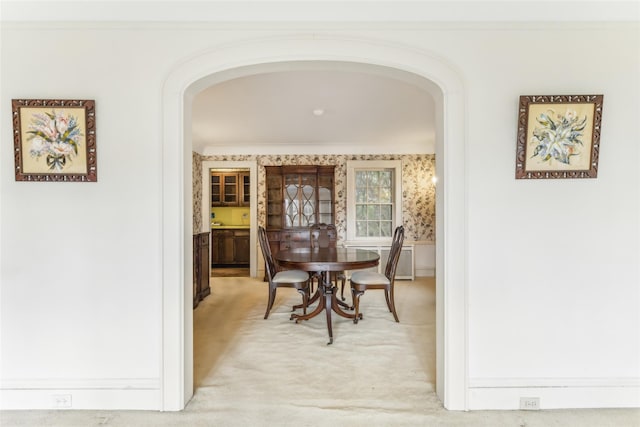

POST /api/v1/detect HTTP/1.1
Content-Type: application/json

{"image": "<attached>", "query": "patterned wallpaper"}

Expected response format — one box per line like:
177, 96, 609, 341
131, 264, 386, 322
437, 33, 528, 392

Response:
193, 153, 436, 242
193, 152, 204, 233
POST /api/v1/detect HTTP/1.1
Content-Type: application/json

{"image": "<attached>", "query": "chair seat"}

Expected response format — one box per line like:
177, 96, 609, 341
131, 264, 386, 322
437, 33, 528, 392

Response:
350, 271, 390, 285
273, 269, 310, 284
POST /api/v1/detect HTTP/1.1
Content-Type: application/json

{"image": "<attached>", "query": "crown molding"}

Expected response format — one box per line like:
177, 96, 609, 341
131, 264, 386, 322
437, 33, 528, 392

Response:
2, 1, 638, 23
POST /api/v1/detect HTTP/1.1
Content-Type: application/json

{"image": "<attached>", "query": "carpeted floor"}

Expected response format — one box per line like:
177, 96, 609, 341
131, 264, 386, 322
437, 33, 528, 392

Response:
2, 277, 638, 426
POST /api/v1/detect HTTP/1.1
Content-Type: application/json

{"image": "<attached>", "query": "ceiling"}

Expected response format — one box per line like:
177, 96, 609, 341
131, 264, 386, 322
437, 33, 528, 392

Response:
191, 68, 437, 155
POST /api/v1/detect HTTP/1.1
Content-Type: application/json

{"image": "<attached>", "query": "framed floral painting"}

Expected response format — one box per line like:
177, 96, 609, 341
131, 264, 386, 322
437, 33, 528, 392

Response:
515, 95, 603, 179
12, 99, 97, 182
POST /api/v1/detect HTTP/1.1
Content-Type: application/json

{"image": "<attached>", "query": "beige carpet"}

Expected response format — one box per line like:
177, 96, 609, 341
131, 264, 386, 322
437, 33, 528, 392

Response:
2, 277, 639, 426
193, 276, 437, 426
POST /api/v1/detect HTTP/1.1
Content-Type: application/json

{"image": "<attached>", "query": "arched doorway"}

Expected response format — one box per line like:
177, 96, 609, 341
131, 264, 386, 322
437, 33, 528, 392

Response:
162, 36, 467, 411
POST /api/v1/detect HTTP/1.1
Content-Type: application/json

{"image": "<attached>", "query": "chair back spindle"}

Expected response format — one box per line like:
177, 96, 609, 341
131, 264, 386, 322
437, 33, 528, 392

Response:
310, 223, 336, 249
258, 226, 277, 282
385, 225, 405, 280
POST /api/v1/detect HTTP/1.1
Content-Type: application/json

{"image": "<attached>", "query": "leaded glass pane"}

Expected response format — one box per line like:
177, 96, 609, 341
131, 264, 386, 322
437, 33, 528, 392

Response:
286, 185, 297, 200
302, 184, 314, 199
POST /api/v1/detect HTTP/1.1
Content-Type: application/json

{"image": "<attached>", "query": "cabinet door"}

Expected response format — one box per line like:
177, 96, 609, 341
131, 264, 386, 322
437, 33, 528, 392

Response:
284, 172, 317, 227
239, 172, 250, 206
222, 174, 239, 205
212, 230, 233, 264
317, 170, 334, 225
211, 173, 222, 206
211, 232, 224, 265
233, 230, 250, 264
220, 231, 235, 263
266, 167, 283, 229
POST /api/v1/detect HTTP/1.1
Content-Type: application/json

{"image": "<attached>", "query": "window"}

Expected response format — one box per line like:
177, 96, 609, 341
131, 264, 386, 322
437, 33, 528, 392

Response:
346, 160, 402, 241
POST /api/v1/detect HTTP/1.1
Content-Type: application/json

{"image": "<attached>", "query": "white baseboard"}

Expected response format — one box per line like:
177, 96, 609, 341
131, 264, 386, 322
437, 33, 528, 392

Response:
468, 377, 640, 410
0, 378, 160, 410
415, 267, 435, 277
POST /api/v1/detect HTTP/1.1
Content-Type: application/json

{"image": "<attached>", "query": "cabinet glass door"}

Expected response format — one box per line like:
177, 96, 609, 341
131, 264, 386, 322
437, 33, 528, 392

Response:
241, 173, 250, 205
284, 173, 316, 227
266, 173, 283, 228
318, 173, 333, 225
211, 174, 221, 205
223, 174, 238, 204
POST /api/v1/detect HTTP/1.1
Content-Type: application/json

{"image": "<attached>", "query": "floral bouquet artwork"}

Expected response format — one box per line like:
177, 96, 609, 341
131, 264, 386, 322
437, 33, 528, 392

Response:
516, 95, 603, 179
12, 99, 97, 182
28, 110, 83, 171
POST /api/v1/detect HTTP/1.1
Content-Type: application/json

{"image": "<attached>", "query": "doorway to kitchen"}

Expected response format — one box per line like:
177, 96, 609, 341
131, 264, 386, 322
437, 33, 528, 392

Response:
209, 168, 251, 278
201, 161, 259, 279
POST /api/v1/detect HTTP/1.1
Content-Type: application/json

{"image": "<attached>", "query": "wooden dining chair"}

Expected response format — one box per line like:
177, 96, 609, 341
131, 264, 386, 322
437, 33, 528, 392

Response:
258, 226, 310, 319
310, 223, 347, 300
349, 225, 405, 323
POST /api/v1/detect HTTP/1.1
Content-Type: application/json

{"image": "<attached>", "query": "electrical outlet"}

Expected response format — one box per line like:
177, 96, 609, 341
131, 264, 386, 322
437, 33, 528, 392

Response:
519, 397, 540, 410
52, 394, 72, 409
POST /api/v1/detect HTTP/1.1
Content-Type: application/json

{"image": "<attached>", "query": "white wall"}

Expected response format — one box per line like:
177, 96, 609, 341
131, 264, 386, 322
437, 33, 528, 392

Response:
460, 26, 640, 409
1, 20, 638, 410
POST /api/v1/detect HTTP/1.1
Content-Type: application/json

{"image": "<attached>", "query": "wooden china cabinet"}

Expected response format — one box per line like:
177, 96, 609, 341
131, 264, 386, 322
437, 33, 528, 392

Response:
265, 165, 335, 256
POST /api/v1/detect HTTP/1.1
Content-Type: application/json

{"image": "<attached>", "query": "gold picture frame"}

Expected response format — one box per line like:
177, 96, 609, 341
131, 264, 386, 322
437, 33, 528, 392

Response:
516, 95, 603, 179
12, 99, 97, 182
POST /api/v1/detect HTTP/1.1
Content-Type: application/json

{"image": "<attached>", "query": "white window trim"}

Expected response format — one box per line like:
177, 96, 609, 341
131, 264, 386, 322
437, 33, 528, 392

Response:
346, 160, 403, 242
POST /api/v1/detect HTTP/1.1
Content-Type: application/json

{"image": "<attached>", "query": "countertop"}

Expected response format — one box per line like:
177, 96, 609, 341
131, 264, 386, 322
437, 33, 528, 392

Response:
211, 225, 250, 230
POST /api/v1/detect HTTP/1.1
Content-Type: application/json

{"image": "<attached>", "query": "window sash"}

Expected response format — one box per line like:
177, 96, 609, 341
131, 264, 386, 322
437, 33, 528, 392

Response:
346, 160, 402, 242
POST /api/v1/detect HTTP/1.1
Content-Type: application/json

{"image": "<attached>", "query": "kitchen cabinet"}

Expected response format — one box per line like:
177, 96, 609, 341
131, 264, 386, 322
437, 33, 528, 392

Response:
210, 171, 249, 207
211, 228, 250, 266
265, 165, 335, 256
193, 232, 210, 308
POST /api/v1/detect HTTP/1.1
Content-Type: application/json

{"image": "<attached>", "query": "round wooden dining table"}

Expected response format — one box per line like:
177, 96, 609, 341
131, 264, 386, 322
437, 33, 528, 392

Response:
274, 247, 379, 344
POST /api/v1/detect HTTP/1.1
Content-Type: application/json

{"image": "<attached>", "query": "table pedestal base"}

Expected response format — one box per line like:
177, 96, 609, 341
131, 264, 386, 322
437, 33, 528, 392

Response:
291, 281, 355, 345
